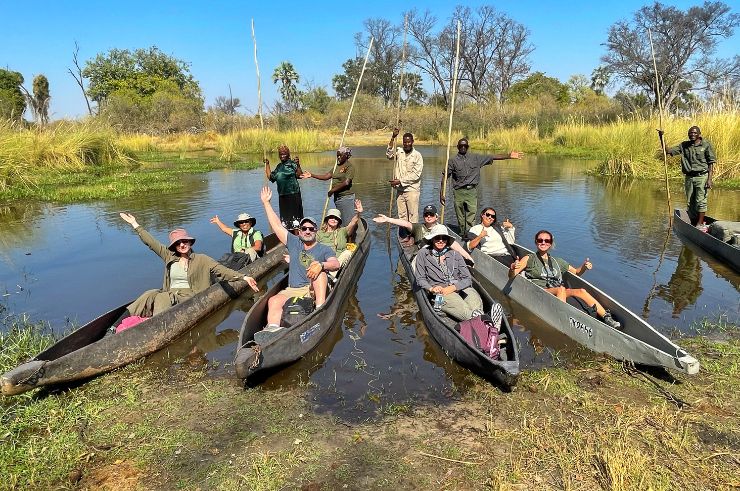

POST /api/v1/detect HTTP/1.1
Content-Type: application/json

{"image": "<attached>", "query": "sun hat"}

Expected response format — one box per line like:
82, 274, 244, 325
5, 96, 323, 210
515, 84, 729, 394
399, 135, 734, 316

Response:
168, 228, 196, 251
423, 224, 453, 245
234, 213, 256, 227
325, 209, 342, 224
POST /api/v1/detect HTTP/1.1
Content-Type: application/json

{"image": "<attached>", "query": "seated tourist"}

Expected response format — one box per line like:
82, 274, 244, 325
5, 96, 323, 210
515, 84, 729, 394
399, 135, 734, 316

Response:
317, 200, 363, 273
467, 207, 516, 266
415, 224, 483, 321
508, 229, 621, 329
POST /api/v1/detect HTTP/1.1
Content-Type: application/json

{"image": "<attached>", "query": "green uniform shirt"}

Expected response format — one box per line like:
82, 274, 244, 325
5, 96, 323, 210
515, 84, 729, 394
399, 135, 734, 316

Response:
269, 160, 301, 195
667, 139, 716, 175
332, 162, 355, 199
524, 253, 570, 288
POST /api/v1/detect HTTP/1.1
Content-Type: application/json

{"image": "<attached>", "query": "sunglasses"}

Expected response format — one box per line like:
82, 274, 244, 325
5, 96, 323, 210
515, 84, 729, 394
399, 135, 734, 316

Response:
301, 226, 316, 232
432, 236, 448, 242
483, 212, 496, 218
423, 212, 436, 217
536, 238, 552, 244
176, 240, 193, 246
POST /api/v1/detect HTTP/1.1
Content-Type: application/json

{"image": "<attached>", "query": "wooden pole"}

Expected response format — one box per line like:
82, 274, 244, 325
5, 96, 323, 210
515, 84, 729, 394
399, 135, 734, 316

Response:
439, 21, 462, 224
388, 15, 409, 219
251, 19, 267, 182
648, 28, 672, 217
321, 37, 374, 222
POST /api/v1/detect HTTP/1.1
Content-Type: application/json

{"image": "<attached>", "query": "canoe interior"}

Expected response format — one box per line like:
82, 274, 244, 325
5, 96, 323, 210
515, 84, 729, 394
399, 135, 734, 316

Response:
673, 209, 740, 273
31, 234, 284, 364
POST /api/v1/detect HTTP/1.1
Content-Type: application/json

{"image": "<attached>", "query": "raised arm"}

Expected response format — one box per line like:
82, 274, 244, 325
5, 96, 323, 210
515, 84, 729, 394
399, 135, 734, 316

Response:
372, 214, 413, 232
508, 255, 527, 279
120, 212, 169, 260
570, 258, 592, 277
210, 216, 233, 237
346, 200, 363, 236
260, 186, 288, 245
386, 127, 399, 160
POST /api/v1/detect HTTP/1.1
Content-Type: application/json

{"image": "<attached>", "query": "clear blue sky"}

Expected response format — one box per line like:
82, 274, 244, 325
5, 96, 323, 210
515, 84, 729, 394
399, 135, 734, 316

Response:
1, 0, 737, 119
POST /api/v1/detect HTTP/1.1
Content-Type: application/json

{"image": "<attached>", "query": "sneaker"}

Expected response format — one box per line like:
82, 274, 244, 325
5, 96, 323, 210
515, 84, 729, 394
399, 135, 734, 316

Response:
602, 310, 621, 330
470, 309, 484, 318
489, 302, 504, 331
253, 324, 286, 345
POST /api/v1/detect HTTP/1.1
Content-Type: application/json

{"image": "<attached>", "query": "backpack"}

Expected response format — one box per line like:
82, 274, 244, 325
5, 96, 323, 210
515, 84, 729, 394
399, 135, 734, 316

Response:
457, 314, 501, 359
281, 296, 315, 327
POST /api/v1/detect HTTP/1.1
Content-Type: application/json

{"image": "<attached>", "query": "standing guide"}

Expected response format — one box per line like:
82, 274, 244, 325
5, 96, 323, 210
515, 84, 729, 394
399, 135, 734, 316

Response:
302, 146, 356, 223
661, 125, 716, 230
264, 144, 306, 227
440, 138, 523, 236
386, 128, 424, 222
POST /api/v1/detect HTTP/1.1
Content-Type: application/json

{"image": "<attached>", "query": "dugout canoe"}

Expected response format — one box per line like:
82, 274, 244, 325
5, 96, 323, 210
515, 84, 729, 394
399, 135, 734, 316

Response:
1, 235, 285, 396
672, 209, 740, 273
397, 237, 520, 388
234, 220, 370, 381
460, 235, 699, 375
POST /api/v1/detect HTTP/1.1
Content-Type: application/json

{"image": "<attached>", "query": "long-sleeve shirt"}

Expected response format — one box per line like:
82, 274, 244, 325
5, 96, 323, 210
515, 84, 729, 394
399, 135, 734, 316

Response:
446, 153, 494, 189
414, 246, 472, 291
386, 146, 423, 192
666, 139, 716, 175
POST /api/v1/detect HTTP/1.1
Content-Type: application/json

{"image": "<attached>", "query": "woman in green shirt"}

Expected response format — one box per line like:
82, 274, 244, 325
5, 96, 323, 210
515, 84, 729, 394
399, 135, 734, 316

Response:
264, 144, 305, 226
317, 200, 363, 271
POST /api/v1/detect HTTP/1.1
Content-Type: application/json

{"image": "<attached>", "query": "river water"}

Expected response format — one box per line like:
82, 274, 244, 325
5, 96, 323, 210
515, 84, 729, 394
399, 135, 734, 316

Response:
1, 146, 738, 417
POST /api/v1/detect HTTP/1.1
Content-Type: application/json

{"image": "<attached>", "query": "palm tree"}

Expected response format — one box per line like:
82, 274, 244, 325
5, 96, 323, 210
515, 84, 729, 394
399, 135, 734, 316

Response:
272, 61, 300, 111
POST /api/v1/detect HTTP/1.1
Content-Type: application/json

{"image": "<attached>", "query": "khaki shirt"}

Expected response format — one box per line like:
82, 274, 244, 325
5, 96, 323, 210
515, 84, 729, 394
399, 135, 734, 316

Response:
386, 146, 423, 192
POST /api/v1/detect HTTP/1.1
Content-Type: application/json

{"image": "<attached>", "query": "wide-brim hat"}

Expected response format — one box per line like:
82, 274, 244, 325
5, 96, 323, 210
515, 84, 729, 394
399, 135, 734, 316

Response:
423, 224, 453, 245
168, 228, 196, 251
234, 213, 256, 227
325, 208, 342, 225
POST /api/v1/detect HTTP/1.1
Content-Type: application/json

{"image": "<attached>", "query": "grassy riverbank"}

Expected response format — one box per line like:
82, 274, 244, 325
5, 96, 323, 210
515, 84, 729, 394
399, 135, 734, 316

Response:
1, 310, 738, 490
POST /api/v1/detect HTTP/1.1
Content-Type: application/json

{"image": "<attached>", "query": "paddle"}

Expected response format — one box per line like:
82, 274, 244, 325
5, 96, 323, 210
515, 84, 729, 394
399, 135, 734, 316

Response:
648, 28, 672, 219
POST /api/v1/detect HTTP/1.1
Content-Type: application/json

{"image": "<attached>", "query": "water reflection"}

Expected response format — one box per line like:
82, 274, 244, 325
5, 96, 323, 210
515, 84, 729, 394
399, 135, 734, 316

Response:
654, 247, 703, 318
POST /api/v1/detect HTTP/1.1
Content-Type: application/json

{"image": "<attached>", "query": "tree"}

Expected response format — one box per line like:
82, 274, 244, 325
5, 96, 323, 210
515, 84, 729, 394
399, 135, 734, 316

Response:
68, 41, 93, 115
29, 75, 50, 125
405, 9, 455, 108
504, 72, 569, 104
83, 46, 202, 104
566, 74, 593, 103
332, 57, 380, 101
354, 18, 403, 105
590, 66, 610, 95
272, 61, 300, 112
601, 1, 740, 110
300, 85, 332, 113
0, 69, 26, 121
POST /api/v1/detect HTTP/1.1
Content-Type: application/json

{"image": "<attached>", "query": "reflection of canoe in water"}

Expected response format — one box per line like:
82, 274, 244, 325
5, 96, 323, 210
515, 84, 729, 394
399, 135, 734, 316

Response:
1, 235, 285, 396
672, 209, 740, 273
397, 236, 520, 388
235, 220, 370, 381
460, 233, 699, 375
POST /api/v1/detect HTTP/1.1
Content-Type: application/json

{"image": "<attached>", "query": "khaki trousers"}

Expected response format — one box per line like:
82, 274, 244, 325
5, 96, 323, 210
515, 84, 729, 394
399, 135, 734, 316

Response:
397, 190, 420, 222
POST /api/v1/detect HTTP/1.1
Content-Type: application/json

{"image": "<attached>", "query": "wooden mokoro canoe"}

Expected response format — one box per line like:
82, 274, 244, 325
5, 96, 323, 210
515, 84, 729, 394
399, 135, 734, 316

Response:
672, 209, 740, 273
1, 235, 286, 396
397, 237, 520, 388
460, 235, 699, 374
234, 220, 370, 381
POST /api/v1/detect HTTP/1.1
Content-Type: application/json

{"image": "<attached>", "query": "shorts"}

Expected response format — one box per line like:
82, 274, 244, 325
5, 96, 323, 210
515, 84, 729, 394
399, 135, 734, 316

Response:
278, 285, 311, 299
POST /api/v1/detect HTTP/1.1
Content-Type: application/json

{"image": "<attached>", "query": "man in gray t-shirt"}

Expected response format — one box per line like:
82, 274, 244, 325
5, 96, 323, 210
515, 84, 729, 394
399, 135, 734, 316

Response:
440, 138, 522, 236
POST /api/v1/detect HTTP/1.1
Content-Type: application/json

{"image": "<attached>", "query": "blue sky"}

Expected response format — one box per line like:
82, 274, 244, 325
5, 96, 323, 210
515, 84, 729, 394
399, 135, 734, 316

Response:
1, 0, 737, 119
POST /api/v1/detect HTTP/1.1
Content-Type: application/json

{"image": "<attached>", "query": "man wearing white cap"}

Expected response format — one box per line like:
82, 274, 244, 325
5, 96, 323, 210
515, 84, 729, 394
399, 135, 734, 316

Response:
259, 186, 340, 338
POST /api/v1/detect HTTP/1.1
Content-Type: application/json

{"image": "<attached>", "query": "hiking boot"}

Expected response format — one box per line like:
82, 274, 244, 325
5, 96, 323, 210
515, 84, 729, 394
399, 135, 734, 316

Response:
602, 310, 621, 330
254, 324, 286, 345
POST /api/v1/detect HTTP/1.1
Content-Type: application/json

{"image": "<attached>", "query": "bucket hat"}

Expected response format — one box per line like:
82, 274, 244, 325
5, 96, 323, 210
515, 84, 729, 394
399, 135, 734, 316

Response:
234, 213, 256, 227
325, 209, 342, 225
168, 228, 196, 251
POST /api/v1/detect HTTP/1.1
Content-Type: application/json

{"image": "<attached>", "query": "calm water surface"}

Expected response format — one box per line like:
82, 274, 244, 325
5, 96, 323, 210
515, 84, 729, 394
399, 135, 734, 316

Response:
1, 147, 738, 418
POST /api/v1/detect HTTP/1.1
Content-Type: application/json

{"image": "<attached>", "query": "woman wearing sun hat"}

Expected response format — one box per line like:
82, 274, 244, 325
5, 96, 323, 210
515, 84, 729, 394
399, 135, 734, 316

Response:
414, 224, 483, 321
119, 212, 258, 318
210, 212, 264, 262
317, 199, 363, 270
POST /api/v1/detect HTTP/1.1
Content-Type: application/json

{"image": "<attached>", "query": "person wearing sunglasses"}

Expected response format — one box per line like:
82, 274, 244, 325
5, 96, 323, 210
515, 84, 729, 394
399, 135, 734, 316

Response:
508, 230, 620, 329
117, 212, 259, 322
209, 212, 264, 270
300, 146, 356, 224
415, 224, 483, 321
373, 204, 473, 263
259, 186, 340, 339
467, 207, 516, 266
317, 200, 363, 273
440, 138, 523, 236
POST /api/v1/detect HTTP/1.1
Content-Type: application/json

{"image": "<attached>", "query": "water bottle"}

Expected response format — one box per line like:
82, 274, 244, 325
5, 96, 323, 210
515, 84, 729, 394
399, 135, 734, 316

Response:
433, 294, 445, 311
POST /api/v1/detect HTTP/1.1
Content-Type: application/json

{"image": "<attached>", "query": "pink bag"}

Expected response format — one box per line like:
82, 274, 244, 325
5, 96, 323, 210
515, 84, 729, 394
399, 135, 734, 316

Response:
458, 314, 500, 359
115, 315, 149, 334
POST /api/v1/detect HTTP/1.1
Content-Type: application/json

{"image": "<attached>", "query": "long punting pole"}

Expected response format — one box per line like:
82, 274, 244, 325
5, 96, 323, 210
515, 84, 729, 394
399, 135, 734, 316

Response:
321, 37, 374, 222
439, 21, 462, 224
251, 19, 267, 182
648, 28, 672, 217
388, 15, 409, 219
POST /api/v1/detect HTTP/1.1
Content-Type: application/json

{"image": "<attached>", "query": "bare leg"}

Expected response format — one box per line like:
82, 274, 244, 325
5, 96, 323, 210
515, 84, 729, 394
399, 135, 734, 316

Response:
545, 286, 568, 302
566, 288, 606, 317
267, 294, 289, 326
312, 272, 328, 308
697, 211, 706, 226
